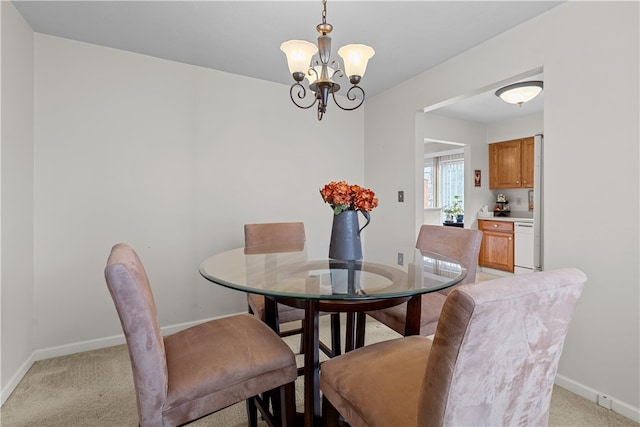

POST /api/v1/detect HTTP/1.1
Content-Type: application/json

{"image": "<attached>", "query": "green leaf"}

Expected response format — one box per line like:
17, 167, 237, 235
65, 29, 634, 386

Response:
333, 205, 348, 215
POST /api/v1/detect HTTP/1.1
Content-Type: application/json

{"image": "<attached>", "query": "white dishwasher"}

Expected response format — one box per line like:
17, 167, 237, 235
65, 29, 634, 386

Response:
514, 222, 535, 274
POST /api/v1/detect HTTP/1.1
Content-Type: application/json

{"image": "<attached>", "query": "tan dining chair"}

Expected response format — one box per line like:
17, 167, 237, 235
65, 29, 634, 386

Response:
104, 243, 297, 427
366, 224, 483, 336
244, 222, 341, 357
320, 268, 587, 427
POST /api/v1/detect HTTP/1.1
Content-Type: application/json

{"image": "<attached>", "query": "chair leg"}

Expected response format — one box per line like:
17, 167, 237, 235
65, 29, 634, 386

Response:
299, 320, 305, 354
356, 312, 366, 348
322, 395, 341, 427
330, 313, 342, 356
246, 396, 258, 427
280, 381, 297, 427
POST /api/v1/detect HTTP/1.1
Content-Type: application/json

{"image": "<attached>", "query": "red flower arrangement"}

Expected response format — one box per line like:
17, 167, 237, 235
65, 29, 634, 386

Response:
320, 181, 379, 215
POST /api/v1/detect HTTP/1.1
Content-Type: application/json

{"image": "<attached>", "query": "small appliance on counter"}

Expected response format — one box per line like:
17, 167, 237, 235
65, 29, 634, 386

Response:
494, 193, 511, 217
477, 205, 494, 218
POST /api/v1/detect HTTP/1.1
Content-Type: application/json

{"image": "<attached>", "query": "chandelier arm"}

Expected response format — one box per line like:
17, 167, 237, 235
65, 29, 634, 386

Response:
331, 85, 365, 111
329, 61, 343, 79
290, 82, 318, 110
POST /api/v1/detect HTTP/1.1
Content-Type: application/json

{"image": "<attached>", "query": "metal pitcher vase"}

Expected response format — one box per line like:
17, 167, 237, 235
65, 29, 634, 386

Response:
329, 210, 371, 260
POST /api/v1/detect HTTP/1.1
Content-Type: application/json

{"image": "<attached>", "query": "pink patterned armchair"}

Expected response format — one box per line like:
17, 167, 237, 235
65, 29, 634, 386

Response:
321, 268, 586, 427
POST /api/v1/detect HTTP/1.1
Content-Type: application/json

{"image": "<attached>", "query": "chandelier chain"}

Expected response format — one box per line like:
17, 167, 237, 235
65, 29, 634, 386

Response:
322, 0, 327, 25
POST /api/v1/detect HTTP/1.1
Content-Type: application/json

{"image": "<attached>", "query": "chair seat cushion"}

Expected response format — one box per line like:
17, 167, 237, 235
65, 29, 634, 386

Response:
367, 292, 448, 336
320, 336, 432, 427
163, 313, 297, 425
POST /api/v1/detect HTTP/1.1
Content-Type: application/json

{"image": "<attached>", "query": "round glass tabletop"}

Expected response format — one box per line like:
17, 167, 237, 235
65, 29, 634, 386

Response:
199, 242, 467, 301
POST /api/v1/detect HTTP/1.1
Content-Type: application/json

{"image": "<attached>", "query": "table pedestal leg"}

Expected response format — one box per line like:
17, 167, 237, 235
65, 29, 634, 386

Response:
345, 312, 355, 352
303, 299, 320, 427
264, 296, 280, 334
404, 295, 422, 336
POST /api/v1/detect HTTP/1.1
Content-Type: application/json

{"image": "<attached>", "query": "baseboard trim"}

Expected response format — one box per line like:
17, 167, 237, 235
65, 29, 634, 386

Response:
1, 312, 240, 405
555, 373, 640, 423
33, 314, 234, 361
1, 352, 35, 406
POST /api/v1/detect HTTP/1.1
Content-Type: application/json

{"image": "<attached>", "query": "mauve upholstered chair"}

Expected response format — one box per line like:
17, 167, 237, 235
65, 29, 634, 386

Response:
104, 243, 297, 427
320, 268, 587, 427
367, 224, 483, 336
244, 222, 341, 356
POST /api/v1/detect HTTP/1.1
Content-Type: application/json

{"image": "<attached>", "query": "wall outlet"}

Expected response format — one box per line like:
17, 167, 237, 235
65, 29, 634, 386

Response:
597, 394, 613, 410
398, 191, 404, 202
397, 252, 404, 266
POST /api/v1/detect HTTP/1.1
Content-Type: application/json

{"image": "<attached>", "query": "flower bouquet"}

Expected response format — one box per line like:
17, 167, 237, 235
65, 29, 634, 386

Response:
320, 181, 379, 215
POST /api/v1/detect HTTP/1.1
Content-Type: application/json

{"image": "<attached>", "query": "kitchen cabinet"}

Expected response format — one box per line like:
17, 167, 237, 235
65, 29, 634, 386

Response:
478, 220, 514, 272
489, 137, 534, 189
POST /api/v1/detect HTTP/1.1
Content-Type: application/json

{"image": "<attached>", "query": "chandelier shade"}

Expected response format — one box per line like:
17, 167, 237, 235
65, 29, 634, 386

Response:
495, 81, 544, 105
280, 0, 374, 120
338, 44, 375, 82
280, 40, 318, 75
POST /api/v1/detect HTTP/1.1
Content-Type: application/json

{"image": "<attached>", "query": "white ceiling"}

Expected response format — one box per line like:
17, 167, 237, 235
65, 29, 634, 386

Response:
13, 1, 559, 123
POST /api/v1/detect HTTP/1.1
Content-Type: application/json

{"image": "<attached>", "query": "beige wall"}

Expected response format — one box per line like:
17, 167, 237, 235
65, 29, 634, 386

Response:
1, 1, 35, 400
2, 21, 364, 400
31, 34, 364, 353
365, 1, 639, 419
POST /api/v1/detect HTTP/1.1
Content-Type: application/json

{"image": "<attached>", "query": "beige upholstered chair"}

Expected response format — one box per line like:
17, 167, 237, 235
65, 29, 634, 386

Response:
104, 243, 297, 427
244, 222, 341, 356
244, 222, 309, 329
367, 224, 483, 336
320, 268, 587, 427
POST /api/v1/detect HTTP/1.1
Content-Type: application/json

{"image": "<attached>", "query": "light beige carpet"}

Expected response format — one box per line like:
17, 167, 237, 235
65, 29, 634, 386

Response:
2, 316, 637, 427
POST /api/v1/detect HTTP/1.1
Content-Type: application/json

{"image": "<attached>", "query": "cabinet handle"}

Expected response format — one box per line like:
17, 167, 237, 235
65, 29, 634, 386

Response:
508, 237, 512, 240
494, 224, 498, 227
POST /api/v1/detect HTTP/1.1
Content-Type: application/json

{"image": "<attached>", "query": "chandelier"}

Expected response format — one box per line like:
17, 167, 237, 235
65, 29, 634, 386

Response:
495, 81, 544, 106
280, 0, 375, 121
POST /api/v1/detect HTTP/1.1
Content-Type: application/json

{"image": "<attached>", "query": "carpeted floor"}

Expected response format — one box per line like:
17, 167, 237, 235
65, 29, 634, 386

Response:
2, 316, 637, 427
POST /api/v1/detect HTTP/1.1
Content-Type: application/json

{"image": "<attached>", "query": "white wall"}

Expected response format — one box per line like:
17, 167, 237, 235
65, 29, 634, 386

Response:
30, 36, 364, 351
416, 113, 490, 231
365, 1, 639, 420
1, 1, 35, 400
486, 111, 543, 143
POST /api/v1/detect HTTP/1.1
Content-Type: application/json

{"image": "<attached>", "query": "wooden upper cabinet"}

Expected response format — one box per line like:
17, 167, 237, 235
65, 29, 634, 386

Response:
521, 137, 534, 188
489, 137, 534, 189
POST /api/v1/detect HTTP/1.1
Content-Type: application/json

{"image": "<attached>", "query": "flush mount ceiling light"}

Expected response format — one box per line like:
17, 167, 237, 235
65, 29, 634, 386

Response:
495, 81, 544, 106
280, 0, 375, 121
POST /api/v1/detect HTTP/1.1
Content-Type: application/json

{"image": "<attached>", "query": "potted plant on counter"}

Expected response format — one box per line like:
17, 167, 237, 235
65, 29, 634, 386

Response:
443, 195, 464, 223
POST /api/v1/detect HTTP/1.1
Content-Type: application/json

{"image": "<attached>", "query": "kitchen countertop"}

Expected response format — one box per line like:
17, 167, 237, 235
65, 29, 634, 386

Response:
477, 216, 534, 223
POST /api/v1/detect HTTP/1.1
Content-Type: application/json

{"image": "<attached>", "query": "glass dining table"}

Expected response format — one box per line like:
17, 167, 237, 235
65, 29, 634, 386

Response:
199, 241, 466, 427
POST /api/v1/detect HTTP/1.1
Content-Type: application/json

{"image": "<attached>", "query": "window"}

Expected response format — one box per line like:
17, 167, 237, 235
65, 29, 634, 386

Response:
424, 152, 464, 221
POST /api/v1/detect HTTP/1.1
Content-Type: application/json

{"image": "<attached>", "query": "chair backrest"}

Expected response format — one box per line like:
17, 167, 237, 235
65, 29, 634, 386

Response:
415, 225, 482, 285
419, 268, 586, 427
244, 222, 306, 253
104, 243, 167, 426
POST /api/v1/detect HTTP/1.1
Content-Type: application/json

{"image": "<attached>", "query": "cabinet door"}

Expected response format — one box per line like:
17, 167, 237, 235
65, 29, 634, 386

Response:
521, 137, 535, 188
479, 230, 514, 272
489, 140, 522, 188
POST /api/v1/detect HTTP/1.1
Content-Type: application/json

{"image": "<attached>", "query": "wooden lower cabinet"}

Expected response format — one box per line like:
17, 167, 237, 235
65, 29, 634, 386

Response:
478, 220, 514, 272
